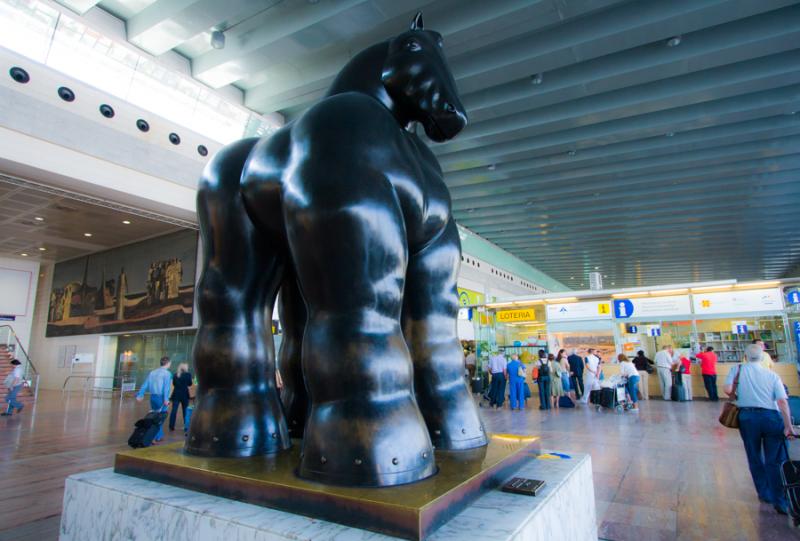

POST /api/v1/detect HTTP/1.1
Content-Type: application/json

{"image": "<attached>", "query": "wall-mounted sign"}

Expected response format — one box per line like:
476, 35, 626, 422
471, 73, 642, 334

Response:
496, 308, 537, 323
457, 308, 472, 321
731, 321, 748, 334
458, 287, 485, 307
787, 290, 800, 305
692, 288, 783, 315
613, 295, 691, 319
0, 315, 16, 321
546, 300, 612, 321
626, 325, 639, 334
647, 325, 662, 337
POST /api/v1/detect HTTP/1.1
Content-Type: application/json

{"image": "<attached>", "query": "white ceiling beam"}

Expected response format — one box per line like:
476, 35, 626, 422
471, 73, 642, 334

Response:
190, 0, 372, 88
126, 0, 273, 56
54, 0, 102, 15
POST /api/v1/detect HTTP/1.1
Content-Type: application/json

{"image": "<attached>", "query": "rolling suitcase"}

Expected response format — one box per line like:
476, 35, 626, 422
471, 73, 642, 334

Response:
599, 387, 617, 409
671, 372, 687, 402
470, 376, 484, 394
558, 395, 575, 408
780, 454, 800, 526
589, 390, 602, 405
128, 410, 168, 448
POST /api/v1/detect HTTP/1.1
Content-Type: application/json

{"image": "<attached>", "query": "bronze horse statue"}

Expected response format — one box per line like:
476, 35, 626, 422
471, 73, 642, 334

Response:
187, 13, 488, 487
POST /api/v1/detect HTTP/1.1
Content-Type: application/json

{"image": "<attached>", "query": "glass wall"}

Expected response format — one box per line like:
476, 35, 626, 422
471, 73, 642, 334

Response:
114, 329, 196, 388
618, 320, 695, 360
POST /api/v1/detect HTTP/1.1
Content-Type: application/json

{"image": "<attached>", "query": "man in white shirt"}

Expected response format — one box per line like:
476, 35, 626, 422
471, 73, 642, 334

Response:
654, 345, 678, 400
487, 352, 507, 409
580, 349, 601, 403
2, 358, 25, 416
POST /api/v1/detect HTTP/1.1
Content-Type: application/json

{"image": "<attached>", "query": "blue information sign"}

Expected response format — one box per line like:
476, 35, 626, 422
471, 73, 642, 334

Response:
613, 299, 634, 319
648, 326, 661, 337
626, 325, 638, 334
788, 290, 800, 305
795, 322, 800, 363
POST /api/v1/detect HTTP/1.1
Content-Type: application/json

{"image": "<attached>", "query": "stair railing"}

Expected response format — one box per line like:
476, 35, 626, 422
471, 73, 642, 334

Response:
0, 325, 40, 402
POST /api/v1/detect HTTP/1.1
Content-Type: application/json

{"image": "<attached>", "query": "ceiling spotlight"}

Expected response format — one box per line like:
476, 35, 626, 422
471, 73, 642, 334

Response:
20, 253, 28, 257
525, 200, 534, 207
530, 73, 544, 85
38, 247, 46, 251
567, 149, 577, 157
570, 276, 575, 280
210, 30, 226, 50
594, 266, 599, 270
486, 163, 496, 171
666, 35, 682, 48
34, 216, 44, 221
84, 233, 93, 237
611, 282, 616, 286
466, 208, 476, 213
666, 131, 675, 137
122, 220, 131, 224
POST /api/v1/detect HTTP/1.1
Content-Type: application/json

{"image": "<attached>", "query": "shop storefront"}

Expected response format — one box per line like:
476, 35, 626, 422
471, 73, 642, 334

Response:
478, 283, 800, 394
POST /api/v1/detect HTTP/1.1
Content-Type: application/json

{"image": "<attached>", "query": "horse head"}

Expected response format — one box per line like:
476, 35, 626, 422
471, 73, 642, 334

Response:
381, 13, 467, 142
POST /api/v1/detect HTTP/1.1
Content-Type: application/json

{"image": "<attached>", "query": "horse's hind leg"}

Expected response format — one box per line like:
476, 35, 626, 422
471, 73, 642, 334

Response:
278, 269, 309, 438
186, 138, 290, 457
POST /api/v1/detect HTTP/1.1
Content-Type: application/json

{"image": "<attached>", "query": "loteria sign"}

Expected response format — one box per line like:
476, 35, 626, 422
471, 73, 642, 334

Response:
496, 308, 538, 323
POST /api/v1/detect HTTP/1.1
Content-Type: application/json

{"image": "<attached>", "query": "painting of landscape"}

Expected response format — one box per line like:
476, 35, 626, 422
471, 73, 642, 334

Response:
46, 230, 197, 337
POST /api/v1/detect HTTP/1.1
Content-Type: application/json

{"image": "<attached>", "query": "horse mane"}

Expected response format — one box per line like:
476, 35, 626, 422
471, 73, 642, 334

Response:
325, 41, 399, 120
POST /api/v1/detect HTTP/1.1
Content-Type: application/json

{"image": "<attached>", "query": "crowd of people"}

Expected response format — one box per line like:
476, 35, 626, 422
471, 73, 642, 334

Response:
474, 340, 797, 518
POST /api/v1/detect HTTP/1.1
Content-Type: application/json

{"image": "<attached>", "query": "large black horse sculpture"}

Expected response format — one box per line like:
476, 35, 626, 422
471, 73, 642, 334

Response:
187, 13, 488, 487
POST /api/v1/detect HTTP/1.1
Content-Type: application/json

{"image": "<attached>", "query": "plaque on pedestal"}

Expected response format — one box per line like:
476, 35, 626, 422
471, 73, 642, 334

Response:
114, 434, 539, 540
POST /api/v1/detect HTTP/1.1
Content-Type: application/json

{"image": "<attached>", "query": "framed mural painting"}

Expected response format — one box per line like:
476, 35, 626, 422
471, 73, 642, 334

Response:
46, 230, 197, 337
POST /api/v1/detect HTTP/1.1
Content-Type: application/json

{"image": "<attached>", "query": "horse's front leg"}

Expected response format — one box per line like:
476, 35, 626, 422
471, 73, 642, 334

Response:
403, 219, 488, 450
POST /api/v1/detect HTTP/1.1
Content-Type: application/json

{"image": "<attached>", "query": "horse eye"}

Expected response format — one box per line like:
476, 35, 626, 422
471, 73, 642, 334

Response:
405, 40, 421, 52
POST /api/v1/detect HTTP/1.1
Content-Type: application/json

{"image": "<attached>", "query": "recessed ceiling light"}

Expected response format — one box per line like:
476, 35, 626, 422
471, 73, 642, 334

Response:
20, 253, 28, 257
38, 247, 46, 251
486, 163, 496, 171
594, 266, 599, 270
570, 276, 575, 280
666, 35, 682, 47
666, 131, 675, 137
466, 208, 476, 213
34, 216, 44, 221
84, 233, 93, 237
611, 282, 616, 285
122, 220, 131, 224
567, 150, 577, 157
530, 73, 544, 85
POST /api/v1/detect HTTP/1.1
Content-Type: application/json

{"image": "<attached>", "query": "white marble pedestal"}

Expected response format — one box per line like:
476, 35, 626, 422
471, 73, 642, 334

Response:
60, 451, 596, 541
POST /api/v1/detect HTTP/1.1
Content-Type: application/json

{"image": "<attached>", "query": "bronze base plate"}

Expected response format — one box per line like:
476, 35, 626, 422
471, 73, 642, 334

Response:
114, 434, 540, 540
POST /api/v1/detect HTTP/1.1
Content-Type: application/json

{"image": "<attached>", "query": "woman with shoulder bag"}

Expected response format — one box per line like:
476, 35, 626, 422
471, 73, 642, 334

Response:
723, 344, 797, 516
169, 362, 193, 432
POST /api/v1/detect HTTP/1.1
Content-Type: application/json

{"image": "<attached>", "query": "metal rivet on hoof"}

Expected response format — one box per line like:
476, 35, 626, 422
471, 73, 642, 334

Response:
191, 436, 196, 441
434, 429, 441, 435
479, 426, 484, 431
392, 457, 399, 465
212, 436, 219, 442
320, 456, 327, 464
242, 435, 249, 442
292, 420, 297, 425
461, 428, 466, 434
271, 432, 278, 439
422, 452, 429, 459
354, 458, 362, 465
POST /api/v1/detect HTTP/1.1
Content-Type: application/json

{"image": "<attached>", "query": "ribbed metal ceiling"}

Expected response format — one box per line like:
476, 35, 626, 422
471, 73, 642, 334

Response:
63, 0, 800, 288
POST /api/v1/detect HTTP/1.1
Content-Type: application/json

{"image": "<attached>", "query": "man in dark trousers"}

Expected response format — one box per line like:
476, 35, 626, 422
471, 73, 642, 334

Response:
567, 349, 584, 399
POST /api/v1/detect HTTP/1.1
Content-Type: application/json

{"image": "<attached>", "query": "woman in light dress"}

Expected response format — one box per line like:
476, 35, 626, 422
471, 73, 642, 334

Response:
556, 349, 576, 402
549, 353, 564, 409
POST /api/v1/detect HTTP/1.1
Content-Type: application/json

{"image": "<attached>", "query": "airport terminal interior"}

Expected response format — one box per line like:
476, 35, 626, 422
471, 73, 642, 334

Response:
1, 1, 800, 540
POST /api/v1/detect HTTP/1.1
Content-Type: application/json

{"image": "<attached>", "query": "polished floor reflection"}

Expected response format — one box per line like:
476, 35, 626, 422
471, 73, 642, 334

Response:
0, 390, 796, 540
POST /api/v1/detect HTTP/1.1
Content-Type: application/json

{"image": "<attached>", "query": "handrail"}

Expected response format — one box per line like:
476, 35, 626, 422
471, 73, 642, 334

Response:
0, 324, 38, 375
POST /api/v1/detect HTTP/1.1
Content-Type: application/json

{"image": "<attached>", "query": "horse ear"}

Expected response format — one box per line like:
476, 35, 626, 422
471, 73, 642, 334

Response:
410, 12, 423, 31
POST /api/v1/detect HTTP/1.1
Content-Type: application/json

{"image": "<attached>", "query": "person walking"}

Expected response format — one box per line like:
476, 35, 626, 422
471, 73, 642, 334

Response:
568, 349, 584, 399
506, 354, 526, 411
169, 362, 193, 432
632, 350, 654, 400
654, 345, 677, 400
535, 350, 552, 410
696, 346, 719, 401
136, 356, 172, 443
580, 349, 601, 404
465, 348, 476, 379
2, 358, 25, 416
618, 354, 640, 412
724, 343, 796, 516
549, 353, 564, 409
487, 351, 507, 409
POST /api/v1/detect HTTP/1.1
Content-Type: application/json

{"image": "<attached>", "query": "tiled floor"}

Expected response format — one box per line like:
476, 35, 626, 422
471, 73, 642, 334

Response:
0, 390, 797, 540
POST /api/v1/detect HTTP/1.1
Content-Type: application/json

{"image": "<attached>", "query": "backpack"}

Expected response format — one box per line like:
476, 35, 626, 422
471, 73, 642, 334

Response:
538, 360, 550, 377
